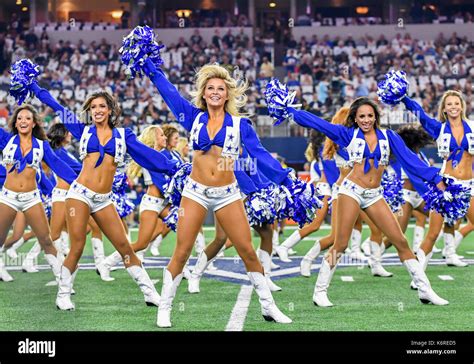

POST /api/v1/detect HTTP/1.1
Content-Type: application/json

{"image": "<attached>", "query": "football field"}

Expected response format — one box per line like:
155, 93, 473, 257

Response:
1, 225, 473, 331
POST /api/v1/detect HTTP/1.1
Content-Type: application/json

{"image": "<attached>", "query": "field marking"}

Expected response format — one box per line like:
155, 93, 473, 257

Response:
438, 275, 454, 281
225, 285, 253, 331
341, 276, 354, 282
465, 251, 474, 255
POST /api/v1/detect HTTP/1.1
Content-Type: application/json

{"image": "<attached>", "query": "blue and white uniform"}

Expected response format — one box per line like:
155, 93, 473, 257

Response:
140, 166, 170, 215
144, 59, 292, 212
0, 129, 76, 212
403, 97, 474, 196
331, 149, 352, 201
51, 147, 82, 203
287, 108, 442, 209
400, 151, 431, 209
30, 82, 178, 213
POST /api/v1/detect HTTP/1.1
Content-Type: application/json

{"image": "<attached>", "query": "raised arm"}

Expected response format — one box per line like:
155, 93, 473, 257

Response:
42, 142, 77, 185
287, 108, 352, 147
240, 119, 291, 185
30, 82, 85, 139
125, 129, 178, 175
0, 128, 12, 150
402, 97, 442, 139
387, 129, 441, 186
143, 59, 201, 131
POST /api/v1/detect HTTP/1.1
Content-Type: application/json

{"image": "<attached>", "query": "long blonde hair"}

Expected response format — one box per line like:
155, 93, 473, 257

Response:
437, 90, 468, 123
176, 137, 190, 161
127, 125, 161, 179
190, 64, 249, 116
322, 107, 350, 159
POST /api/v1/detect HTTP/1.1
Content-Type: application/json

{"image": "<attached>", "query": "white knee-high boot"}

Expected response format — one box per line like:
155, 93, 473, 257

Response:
157, 269, 183, 328
6, 237, 25, 259
410, 249, 433, 289
368, 241, 393, 277
247, 271, 292, 323
0, 246, 14, 282
412, 225, 425, 252
188, 251, 212, 293
22, 241, 41, 273
349, 229, 367, 261
444, 233, 467, 267
360, 237, 371, 256
194, 232, 206, 255
313, 259, 337, 307
126, 265, 160, 306
300, 240, 321, 277
275, 231, 301, 262
44, 253, 62, 281
257, 249, 281, 291
96, 251, 122, 281
56, 265, 75, 310
454, 230, 464, 250
403, 259, 449, 305
60, 231, 70, 255
91, 238, 105, 266
150, 234, 163, 256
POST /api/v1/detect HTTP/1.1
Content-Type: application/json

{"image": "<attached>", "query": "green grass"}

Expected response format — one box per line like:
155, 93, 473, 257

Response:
1, 226, 473, 331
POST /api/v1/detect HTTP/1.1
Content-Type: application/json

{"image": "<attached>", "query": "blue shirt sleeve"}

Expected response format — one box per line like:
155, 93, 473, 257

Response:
287, 108, 353, 147
56, 148, 83, 175
149, 170, 170, 194
0, 165, 6, 188
30, 82, 85, 140
37, 168, 55, 196
0, 129, 12, 149
235, 168, 258, 195
402, 97, 441, 139
387, 129, 441, 185
143, 59, 201, 132
321, 158, 340, 186
42, 141, 77, 184
125, 129, 178, 175
240, 119, 291, 185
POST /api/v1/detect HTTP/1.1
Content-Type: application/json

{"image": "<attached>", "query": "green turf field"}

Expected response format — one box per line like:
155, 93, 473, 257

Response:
1, 225, 473, 331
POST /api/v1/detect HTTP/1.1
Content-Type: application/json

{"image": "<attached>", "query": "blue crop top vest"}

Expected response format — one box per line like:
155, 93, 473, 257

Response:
143, 59, 292, 186
30, 82, 178, 176
0, 129, 76, 184
287, 107, 442, 186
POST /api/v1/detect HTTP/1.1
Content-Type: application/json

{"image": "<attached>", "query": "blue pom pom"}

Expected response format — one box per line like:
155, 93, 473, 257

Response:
111, 172, 134, 218
163, 206, 180, 231
423, 177, 471, 226
244, 186, 276, 226
264, 79, 301, 125
119, 25, 165, 79
377, 70, 409, 106
164, 163, 192, 207
275, 179, 323, 228
381, 171, 405, 213
9, 59, 41, 105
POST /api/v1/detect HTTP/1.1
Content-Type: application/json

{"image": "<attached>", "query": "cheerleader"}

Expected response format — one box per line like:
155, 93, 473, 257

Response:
29, 77, 179, 311
0, 105, 77, 284
188, 147, 283, 294
143, 58, 293, 327
97, 125, 172, 281
402, 91, 471, 267
266, 89, 449, 306
274, 130, 336, 262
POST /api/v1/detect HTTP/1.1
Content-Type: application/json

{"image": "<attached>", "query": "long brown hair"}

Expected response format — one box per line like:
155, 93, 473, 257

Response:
161, 124, 179, 147
8, 104, 47, 140
81, 91, 122, 128
322, 107, 350, 159
346, 97, 381, 129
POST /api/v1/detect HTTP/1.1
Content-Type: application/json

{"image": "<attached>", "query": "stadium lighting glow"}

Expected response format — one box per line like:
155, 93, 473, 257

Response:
356, 6, 369, 15
269, 2, 276, 8
16, 0, 22, 5
111, 10, 123, 19
176, 9, 192, 18
22, 6, 28, 12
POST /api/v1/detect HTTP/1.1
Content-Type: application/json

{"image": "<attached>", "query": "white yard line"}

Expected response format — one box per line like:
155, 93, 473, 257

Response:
225, 285, 253, 332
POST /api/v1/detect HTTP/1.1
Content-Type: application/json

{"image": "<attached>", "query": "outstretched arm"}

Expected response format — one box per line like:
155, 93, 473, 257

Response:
402, 97, 442, 139
287, 108, 352, 147
30, 82, 85, 139
143, 59, 201, 131
43, 142, 77, 185
125, 129, 178, 175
